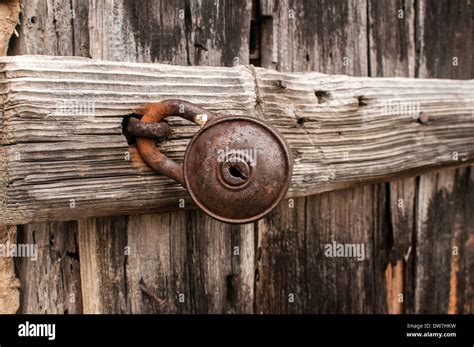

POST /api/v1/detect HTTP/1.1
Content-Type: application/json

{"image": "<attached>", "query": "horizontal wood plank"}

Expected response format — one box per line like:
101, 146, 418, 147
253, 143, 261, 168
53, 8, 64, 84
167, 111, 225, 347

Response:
0, 55, 473, 224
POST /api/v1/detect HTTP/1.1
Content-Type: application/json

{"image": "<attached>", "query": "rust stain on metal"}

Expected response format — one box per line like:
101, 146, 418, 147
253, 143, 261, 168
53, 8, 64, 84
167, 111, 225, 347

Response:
130, 99, 293, 224
127, 117, 172, 139
134, 99, 220, 184
128, 147, 149, 169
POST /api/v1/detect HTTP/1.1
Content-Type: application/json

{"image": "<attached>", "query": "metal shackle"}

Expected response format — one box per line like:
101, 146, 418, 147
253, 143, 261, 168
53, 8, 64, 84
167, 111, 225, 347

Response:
127, 99, 293, 224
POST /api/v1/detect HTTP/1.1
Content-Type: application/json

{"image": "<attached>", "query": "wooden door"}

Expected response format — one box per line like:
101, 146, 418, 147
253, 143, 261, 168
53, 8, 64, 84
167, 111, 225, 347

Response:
1, 0, 472, 314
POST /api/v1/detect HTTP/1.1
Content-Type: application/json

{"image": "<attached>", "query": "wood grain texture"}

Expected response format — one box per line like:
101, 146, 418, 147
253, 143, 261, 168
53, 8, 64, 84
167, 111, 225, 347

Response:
0, 54, 472, 224
123, 212, 254, 313
79, 0, 255, 314
7, 0, 89, 314
369, 0, 416, 314
0, 225, 20, 313
1, 0, 472, 315
0, 0, 20, 314
254, 0, 388, 314
0, 0, 20, 56
89, 0, 250, 66
254, 0, 473, 315
77, 217, 128, 313
16, 221, 82, 313
9, 0, 89, 57
253, 68, 473, 195
256, 187, 388, 313
414, 0, 474, 314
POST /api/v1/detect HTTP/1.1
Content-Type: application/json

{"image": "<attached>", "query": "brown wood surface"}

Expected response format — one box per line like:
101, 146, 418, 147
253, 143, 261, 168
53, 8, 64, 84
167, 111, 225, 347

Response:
1, 0, 472, 314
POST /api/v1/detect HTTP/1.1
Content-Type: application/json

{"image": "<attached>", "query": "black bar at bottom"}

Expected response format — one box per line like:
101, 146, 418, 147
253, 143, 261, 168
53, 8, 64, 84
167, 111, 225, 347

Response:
0, 314, 472, 346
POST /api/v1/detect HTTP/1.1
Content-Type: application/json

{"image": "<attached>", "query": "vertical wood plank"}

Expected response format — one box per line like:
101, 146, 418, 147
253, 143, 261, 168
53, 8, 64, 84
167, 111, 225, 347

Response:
9, 0, 89, 314
0, 0, 20, 314
462, 169, 474, 313
124, 212, 255, 314
0, 225, 20, 313
368, 0, 416, 313
254, 0, 391, 313
77, 217, 129, 313
369, 0, 415, 77
386, 178, 417, 313
16, 222, 82, 313
10, 0, 82, 55
84, 0, 255, 313
414, 0, 473, 313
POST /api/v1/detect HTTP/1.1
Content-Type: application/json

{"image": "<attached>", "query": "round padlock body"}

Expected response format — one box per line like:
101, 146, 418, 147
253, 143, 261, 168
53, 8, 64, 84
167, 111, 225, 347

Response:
183, 116, 293, 224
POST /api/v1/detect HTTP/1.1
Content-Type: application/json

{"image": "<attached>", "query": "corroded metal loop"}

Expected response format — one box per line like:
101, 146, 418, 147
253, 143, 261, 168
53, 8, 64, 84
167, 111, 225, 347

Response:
135, 99, 219, 184
126, 117, 171, 139
132, 99, 293, 224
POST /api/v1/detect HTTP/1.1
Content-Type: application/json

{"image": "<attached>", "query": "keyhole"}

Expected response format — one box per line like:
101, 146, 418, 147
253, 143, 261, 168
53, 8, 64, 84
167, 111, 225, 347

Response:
219, 157, 252, 189
229, 166, 247, 180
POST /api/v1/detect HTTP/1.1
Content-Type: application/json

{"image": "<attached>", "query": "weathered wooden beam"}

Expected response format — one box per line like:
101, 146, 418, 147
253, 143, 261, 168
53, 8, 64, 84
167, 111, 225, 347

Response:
0, 55, 473, 224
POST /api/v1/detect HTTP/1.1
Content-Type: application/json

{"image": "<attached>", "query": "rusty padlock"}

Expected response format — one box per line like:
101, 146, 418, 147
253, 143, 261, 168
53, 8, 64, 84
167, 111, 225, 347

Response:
128, 99, 292, 224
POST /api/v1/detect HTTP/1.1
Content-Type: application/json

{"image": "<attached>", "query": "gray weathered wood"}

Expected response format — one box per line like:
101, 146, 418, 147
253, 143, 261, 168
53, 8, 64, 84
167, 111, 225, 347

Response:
414, 0, 473, 314
78, 0, 255, 314
0, 54, 473, 224
76, 216, 128, 313
0, 0, 20, 315
254, 0, 384, 313
0, 225, 20, 313
369, 0, 416, 314
7, 0, 88, 314
16, 221, 82, 313
0, 0, 19, 56
1, 0, 471, 316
